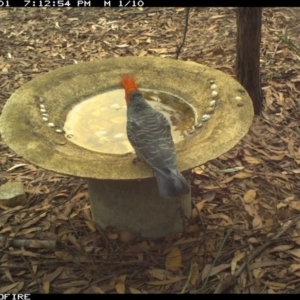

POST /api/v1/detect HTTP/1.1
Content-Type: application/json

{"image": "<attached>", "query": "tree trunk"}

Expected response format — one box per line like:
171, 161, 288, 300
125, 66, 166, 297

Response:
236, 8, 263, 115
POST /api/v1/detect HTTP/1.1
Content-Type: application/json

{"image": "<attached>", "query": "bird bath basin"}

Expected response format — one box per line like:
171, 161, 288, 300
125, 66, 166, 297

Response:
63, 88, 195, 155
0, 57, 254, 238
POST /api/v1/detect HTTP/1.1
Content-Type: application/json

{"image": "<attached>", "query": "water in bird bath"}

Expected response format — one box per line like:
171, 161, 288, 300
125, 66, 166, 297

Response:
64, 89, 195, 155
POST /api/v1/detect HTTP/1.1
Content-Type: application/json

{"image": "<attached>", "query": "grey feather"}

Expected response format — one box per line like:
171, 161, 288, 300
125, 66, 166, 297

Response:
127, 91, 190, 198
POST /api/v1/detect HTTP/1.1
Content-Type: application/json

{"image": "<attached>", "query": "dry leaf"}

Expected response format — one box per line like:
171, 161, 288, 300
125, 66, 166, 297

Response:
63, 201, 73, 217
148, 268, 168, 280
64, 287, 82, 294
85, 221, 96, 232
269, 245, 293, 252
9, 249, 38, 257
244, 156, 262, 164
3, 269, 13, 282
233, 172, 253, 178
289, 249, 300, 259
43, 279, 50, 294
129, 287, 142, 294
119, 230, 136, 243
191, 200, 206, 219
148, 48, 168, 53
207, 213, 233, 224
210, 14, 225, 19
0, 282, 21, 294
207, 24, 217, 31
212, 46, 225, 56
11, 282, 24, 294
193, 166, 204, 175
266, 281, 287, 288
22, 215, 44, 228
201, 264, 230, 281
244, 190, 257, 204
55, 251, 73, 261
67, 233, 81, 250
45, 267, 64, 283
55, 280, 87, 289
277, 202, 287, 209
252, 213, 262, 229
231, 251, 246, 274
165, 247, 182, 271
115, 274, 126, 294
107, 232, 118, 240
289, 264, 300, 273
222, 172, 253, 183
139, 50, 147, 56
288, 201, 300, 212
292, 230, 300, 246
92, 286, 105, 294
253, 268, 264, 279
32, 264, 37, 274
148, 276, 183, 285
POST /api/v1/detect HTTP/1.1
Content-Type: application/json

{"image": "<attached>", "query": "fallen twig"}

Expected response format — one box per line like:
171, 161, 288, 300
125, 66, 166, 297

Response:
175, 8, 191, 60
0, 236, 56, 249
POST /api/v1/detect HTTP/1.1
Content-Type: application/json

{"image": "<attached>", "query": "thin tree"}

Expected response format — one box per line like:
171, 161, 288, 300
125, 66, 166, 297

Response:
236, 8, 263, 114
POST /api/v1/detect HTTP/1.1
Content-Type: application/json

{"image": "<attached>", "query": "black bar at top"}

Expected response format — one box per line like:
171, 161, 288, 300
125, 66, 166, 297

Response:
0, 0, 263, 7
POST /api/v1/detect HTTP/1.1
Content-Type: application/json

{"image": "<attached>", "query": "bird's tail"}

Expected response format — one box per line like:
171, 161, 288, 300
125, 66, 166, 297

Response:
120, 75, 140, 105
153, 167, 190, 198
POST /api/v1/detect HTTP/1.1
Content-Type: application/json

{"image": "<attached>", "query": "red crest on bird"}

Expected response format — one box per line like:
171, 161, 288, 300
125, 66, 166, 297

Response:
120, 75, 140, 105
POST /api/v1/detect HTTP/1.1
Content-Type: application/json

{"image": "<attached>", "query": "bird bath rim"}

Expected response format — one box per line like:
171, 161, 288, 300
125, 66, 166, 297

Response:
0, 56, 254, 181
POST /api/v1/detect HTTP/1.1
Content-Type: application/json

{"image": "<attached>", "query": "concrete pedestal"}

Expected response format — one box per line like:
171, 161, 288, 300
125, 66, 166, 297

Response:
88, 177, 191, 238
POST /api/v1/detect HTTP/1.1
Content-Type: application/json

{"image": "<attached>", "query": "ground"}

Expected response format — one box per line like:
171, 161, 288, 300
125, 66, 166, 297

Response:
1, 7, 300, 294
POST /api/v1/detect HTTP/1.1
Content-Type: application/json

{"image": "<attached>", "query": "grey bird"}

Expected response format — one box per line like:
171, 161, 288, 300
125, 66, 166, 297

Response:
121, 75, 190, 198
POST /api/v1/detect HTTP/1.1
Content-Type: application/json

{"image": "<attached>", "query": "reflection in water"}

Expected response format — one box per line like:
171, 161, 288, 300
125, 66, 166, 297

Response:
64, 89, 195, 155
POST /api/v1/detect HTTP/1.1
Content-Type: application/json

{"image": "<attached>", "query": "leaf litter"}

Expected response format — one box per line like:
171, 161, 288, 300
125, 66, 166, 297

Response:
1, 7, 300, 294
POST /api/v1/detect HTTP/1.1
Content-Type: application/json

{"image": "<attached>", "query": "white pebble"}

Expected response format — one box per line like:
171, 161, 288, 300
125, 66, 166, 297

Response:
210, 100, 216, 107
194, 123, 203, 129
48, 122, 55, 127
40, 104, 45, 109
114, 133, 124, 138
206, 107, 215, 114
40, 108, 46, 113
212, 91, 218, 98
202, 114, 210, 122
42, 113, 48, 117
210, 84, 217, 90
235, 96, 242, 100
42, 117, 48, 122
56, 129, 63, 133
184, 129, 195, 136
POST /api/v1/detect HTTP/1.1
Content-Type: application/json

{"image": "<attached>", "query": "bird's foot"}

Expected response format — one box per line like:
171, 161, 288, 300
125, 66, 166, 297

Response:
132, 157, 142, 164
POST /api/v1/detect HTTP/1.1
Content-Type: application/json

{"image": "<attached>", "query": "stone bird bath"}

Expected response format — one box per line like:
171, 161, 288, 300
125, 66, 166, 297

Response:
0, 57, 254, 238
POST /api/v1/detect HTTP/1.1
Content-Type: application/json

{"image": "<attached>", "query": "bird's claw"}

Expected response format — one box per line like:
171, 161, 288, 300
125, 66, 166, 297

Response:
132, 157, 142, 164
